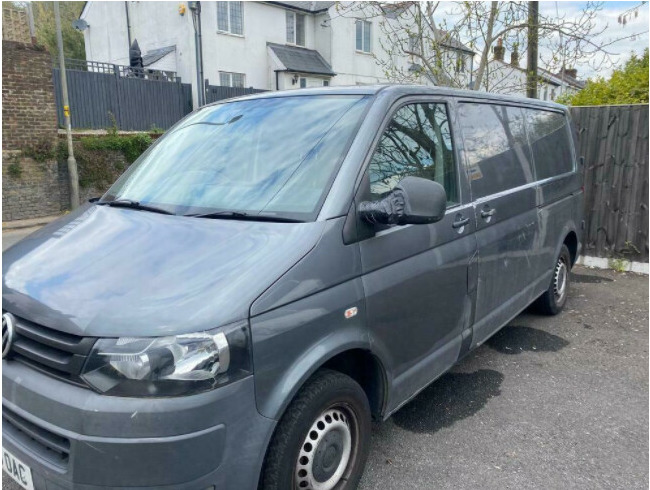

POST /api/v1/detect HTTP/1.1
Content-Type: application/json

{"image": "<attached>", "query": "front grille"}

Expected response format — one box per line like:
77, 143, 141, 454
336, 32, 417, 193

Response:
4, 313, 96, 387
2, 406, 70, 467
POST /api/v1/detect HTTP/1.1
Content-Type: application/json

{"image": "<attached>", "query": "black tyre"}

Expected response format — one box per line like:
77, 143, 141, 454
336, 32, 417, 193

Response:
534, 244, 571, 315
260, 369, 371, 490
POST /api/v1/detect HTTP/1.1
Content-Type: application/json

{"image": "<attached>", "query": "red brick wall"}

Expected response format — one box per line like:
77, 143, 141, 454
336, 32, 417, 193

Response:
2, 40, 58, 151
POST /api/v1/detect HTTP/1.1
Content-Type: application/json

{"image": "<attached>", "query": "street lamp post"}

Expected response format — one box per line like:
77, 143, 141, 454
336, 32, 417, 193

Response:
54, 1, 79, 209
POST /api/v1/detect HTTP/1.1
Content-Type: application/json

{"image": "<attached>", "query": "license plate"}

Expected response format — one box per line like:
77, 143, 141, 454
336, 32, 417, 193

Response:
2, 448, 34, 490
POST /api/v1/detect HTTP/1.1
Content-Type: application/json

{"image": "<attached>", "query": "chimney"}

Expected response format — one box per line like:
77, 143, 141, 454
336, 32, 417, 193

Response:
510, 44, 519, 67
564, 67, 577, 79
493, 38, 505, 62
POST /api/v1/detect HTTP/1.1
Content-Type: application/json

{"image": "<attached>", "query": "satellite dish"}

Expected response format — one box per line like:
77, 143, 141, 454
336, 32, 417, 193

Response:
72, 19, 89, 31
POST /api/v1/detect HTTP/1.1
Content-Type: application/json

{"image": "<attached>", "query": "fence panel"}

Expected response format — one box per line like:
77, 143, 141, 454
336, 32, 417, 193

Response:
53, 68, 119, 129
116, 77, 192, 130
204, 84, 267, 104
571, 104, 649, 262
53, 60, 193, 130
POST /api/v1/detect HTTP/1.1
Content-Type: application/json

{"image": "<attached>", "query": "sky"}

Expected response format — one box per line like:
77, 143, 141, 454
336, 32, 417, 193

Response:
544, 1, 649, 79
433, 1, 649, 81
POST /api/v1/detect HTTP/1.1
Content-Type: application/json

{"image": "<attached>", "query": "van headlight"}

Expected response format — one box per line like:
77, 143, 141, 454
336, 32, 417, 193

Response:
81, 321, 251, 397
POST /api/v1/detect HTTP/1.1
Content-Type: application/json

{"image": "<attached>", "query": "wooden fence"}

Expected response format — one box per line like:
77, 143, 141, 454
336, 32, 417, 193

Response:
571, 104, 649, 262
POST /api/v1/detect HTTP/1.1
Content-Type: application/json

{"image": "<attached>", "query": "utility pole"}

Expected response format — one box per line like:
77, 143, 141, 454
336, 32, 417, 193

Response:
54, 1, 79, 209
526, 1, 539, 99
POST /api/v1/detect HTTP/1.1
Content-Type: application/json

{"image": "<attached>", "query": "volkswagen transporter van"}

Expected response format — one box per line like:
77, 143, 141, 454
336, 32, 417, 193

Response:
2, 85, 583, 490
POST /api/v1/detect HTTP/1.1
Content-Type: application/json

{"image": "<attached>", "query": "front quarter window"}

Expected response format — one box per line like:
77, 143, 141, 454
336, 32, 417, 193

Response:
103, 95, 369, 220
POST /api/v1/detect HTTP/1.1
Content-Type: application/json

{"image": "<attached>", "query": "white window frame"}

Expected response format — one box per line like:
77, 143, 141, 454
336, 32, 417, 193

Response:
286, 10, 306, 46
219, 71, 246, 88
299, 77, 307, 88
355, 20, 371, 53
217, 1, 244, 36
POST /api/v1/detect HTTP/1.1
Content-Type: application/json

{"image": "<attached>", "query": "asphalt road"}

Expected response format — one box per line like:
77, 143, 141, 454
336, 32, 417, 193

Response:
2, 258, 648, 489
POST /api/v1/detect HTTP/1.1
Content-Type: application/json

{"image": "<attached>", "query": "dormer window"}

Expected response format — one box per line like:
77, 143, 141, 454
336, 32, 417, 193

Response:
286, 11, 305, 46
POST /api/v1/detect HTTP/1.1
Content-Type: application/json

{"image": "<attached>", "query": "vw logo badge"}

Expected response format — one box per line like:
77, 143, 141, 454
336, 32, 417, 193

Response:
2, 313, 15, 358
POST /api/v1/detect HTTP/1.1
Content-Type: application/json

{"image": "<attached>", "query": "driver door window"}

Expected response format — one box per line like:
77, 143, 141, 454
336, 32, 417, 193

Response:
368, 103, 458, 205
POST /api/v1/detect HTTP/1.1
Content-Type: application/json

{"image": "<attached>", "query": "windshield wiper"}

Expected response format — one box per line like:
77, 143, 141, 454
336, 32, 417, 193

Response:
186, 210, 303, 223
97, 199, 174, 215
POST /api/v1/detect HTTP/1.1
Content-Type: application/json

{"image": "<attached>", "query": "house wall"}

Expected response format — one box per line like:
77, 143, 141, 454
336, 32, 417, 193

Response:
483, 60, 558, 101
81, 1, 408, 103
328, 10, 392, 86
82, 2, 196, 100
482, 59, 582, 101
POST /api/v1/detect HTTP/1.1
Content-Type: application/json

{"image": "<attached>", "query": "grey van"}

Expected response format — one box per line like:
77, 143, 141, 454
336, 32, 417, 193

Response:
2, 85, 582, 490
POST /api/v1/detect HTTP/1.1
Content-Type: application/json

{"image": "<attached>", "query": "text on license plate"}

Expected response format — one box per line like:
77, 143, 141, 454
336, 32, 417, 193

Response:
2, 449, 35, 490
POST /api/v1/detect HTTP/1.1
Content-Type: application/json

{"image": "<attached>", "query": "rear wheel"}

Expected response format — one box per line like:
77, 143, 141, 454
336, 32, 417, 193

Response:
534, 244, 571, 315
260, 369, 371, 490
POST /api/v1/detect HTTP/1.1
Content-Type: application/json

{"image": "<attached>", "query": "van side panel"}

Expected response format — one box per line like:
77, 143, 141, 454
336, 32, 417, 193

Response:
532, 109, 583, 270
251, 277, 370, 421
250, 218, 375, 421
456, 103, 540, 347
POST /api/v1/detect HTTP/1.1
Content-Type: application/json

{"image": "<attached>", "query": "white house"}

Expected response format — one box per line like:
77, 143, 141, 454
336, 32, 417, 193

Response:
79, 1, 419, 106
481, 39, 584, 101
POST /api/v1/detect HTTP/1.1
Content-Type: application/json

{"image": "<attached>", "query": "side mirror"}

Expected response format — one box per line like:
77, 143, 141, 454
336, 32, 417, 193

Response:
359, 176, 447, 226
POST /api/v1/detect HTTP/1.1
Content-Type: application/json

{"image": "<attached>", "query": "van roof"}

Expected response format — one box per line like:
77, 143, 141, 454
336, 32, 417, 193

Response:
210, 84, 568, 111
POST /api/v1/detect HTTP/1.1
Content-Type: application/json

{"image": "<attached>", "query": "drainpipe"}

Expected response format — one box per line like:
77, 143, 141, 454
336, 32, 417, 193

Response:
124, 2, 132, 51
189, 2, 204, 107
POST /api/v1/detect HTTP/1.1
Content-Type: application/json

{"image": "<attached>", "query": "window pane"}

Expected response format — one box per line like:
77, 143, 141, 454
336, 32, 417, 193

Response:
232, 73, 245, 88
300, 77, 307, 88
355, 20, 362, 50
296, 14, 305, 46
458, 103, 534, 198
363, 21, 371, 52
286, 11, 295, 43
409, 35, 419, 52
219, 72, 231, 86
230, 1, 243, 35
526, 109, 573, 179
369, 103, 457, 204
217, 2, 229, 31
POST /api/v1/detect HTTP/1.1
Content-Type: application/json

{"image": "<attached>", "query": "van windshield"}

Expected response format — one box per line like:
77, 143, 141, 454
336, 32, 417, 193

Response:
101, 95, 369, 220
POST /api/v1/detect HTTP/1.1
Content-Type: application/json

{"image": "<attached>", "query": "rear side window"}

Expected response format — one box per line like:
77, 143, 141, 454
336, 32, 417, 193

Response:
368, 103, 458, 205
458, 103, 534, 199
526, 109, 574, 179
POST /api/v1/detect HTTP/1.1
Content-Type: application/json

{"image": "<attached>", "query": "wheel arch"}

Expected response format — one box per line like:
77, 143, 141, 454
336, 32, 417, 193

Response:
262, 342, 389, 423
563, 230, 579, 266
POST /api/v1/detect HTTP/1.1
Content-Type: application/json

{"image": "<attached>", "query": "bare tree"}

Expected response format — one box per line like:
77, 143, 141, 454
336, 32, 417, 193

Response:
336, 1, 646, 93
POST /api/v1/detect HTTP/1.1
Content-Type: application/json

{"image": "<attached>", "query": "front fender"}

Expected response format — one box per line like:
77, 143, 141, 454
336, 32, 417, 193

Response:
250, 278, 371, 420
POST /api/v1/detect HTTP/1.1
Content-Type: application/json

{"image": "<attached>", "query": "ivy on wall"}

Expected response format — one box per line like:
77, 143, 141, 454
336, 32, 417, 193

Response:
57, 133, 153, 189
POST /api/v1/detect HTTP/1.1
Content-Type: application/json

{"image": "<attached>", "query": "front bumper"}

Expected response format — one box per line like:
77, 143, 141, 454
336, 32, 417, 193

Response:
2, 361, 275, 489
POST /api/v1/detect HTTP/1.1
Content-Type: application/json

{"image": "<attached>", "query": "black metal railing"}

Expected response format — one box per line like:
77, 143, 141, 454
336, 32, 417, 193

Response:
54, 58, 181, 83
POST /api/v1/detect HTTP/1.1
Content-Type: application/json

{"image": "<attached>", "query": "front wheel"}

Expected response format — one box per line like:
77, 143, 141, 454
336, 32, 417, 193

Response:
534, 244, 571, 315
260, 369, 371, 490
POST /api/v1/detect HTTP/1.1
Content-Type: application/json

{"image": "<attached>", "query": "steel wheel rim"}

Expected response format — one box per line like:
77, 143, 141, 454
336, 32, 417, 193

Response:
294, 406, 355, 490
554, 257, 568, 302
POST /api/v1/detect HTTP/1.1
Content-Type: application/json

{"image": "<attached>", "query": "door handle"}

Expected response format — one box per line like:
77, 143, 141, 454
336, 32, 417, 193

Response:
480, 207, 496, 219
452, 216, 470, 229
